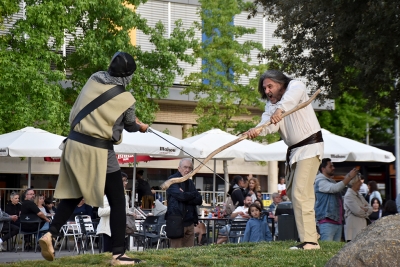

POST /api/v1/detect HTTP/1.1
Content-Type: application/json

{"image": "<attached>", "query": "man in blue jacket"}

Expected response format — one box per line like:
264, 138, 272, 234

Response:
166, 158, 202, 248
315, 158, 358, 241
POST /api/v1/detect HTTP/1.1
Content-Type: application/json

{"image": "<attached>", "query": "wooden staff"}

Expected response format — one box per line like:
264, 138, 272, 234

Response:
160, 89, 321, 190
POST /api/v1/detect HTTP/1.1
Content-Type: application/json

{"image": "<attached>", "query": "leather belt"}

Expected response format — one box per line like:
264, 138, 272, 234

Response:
286, 130, 323, 165
68, 130, 114, 150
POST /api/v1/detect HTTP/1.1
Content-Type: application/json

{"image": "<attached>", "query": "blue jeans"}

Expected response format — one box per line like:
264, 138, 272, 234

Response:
319, 223, 342, 241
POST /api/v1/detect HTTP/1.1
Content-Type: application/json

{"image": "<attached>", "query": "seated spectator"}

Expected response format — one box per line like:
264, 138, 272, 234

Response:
194, 222, 207, 245
256, 191, 262, 200
44, 197, 57, 215
68, 198, 93, 221
253, 198, 267, 213
20, 189, 50, 249
0, 195, 19, 251
368, 197, 382, 223
35, 194, 50, 216
216, 195, 251, 244
5, 192, 22, 226
382, 200, 397, 217
242, 203, 272, 243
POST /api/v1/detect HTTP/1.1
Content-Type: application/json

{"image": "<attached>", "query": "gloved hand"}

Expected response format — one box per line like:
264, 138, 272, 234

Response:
135, 117, 149, 133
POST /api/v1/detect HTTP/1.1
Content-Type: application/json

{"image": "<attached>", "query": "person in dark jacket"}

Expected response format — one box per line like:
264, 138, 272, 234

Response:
136, 170, 154, 209
228, 175, 246, 207
166, 158, 202, 248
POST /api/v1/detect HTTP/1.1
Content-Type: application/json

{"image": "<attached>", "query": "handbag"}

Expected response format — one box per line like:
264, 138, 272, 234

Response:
126, 214, 137, 234
165, 214, 185, 239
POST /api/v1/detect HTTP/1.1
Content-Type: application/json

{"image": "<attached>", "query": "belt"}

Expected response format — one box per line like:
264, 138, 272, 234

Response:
68, 130, 114, 150
285, 130, 323, 165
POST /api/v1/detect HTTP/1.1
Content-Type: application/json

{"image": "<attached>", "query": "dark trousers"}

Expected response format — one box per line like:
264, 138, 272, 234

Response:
1, 223, 19, 242
49, 170, 126, 255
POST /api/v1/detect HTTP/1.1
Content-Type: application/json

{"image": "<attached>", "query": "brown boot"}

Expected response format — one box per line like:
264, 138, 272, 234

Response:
39, 232, 55, 261
111, 254, 143, 265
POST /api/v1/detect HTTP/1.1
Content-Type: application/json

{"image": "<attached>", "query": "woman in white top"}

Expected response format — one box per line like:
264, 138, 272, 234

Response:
97, 173, 130, 252
277, 177, 286, 193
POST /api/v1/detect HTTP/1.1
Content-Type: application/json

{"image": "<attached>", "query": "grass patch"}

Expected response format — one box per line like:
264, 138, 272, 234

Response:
1, 241, 344, 267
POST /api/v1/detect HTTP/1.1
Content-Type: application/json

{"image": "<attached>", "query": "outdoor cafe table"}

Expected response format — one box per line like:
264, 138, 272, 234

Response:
198, 217, 230, 244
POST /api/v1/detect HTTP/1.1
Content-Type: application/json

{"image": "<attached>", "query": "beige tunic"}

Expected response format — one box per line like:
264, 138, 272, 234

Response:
54, 79, 135, 207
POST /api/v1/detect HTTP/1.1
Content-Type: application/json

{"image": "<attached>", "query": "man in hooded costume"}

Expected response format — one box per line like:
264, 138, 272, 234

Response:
39, 52, 147, 265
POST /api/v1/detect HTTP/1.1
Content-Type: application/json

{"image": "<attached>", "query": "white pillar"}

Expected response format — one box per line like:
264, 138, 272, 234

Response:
267, 161, 278, 193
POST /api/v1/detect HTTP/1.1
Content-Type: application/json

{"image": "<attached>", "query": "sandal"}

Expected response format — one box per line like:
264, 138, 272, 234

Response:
111, 254, 143, 265
39, 232, 55, 261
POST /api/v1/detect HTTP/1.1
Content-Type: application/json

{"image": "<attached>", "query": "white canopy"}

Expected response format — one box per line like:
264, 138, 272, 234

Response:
245, 128, 395, 163
114, 128, 201, 158
184, 128, 268, 160
0, 127, 65, 157
0, 127, 66, 187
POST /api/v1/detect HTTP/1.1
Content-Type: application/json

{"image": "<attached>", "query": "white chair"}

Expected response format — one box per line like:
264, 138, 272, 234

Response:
54, 222, 82, 255
156, 224, 168, 249
75, 215, 97, 254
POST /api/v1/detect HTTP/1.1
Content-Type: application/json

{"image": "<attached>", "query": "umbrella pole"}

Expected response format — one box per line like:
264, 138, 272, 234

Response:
28, 157, 31, 188
132, 153, 137, 208
213, 159, 216, 206
223, 160, 229, 197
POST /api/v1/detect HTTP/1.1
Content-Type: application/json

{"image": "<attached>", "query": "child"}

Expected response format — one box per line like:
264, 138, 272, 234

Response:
242, 203, 272, 242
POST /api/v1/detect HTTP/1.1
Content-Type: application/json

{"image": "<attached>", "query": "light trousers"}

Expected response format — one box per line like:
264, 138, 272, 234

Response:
286, 156, 320, 243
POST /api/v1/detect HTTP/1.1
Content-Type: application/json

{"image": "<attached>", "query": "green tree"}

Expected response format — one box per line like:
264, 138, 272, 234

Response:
183, 0, 274, 142
249, 0, 400, 111
0, 0, 197, 135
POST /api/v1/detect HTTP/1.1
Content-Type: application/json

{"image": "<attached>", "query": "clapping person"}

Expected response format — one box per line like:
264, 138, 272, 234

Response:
242, 203, 272, 243
344, 175, 372, 242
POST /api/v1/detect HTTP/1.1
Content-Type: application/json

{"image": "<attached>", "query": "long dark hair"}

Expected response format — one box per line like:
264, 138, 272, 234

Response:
383, 200, 397, 215
258, 70, 292, 99
228, 175, 243, 195
368, 181, 378, 193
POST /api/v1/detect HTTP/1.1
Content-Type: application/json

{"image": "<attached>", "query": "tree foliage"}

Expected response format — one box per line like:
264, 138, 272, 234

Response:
317, 91, 394, 145
0, 0, 197, 135
183, 0, 271, 141
249, 0, 400, 112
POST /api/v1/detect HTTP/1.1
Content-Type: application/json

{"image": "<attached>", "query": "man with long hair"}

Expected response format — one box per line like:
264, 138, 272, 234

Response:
246, 70, 324, 250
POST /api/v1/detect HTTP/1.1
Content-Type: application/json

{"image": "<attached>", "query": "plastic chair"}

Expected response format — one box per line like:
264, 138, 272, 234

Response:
134, 216, 163, 250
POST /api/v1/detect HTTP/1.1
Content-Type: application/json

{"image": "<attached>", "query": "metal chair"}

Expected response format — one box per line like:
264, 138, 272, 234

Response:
227, 220, 248, 243
75, 215, 97, 254
54, 222, 82, 255
14, 215, 45, 252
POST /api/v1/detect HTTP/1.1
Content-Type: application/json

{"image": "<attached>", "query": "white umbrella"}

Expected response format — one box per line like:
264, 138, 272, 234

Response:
115, 128, 202, 206
245, 128, 395, 163
184, 129, 270, 201
0, 127, 65, 187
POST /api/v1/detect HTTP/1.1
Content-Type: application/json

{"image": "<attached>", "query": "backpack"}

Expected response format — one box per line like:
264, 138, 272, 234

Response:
224, 188, 240, 216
